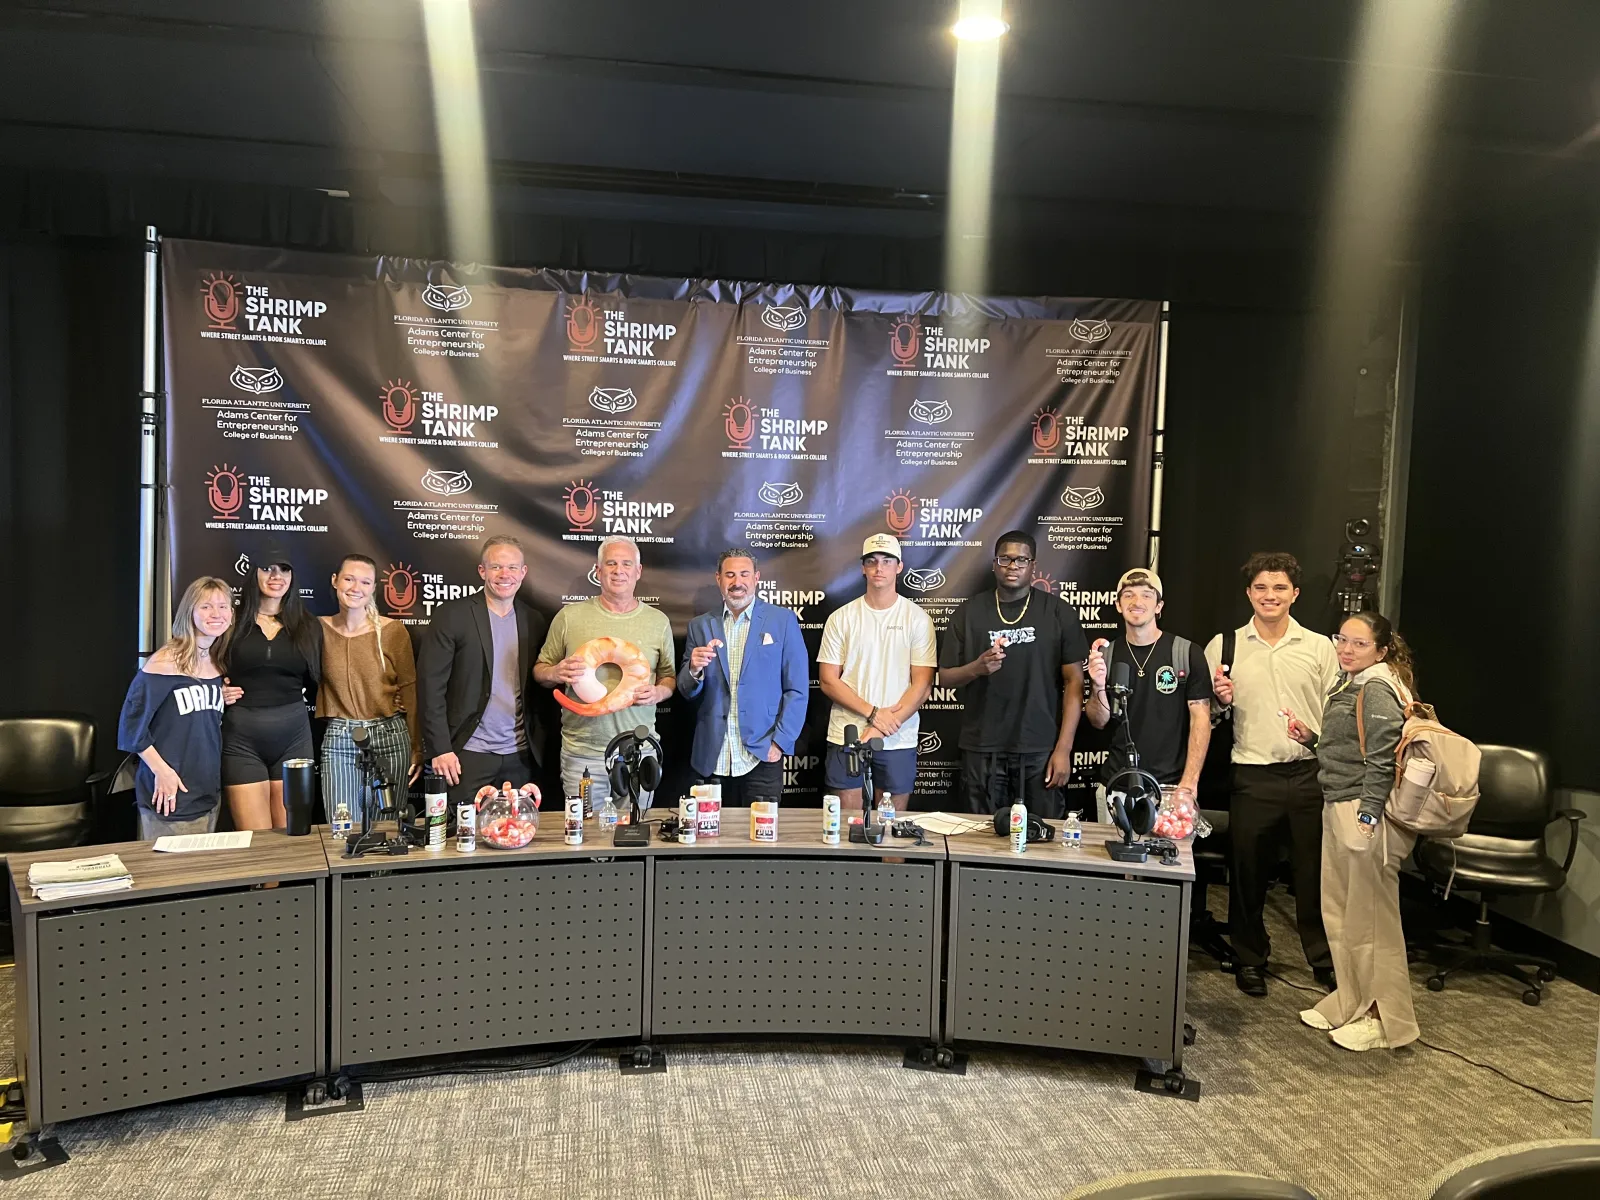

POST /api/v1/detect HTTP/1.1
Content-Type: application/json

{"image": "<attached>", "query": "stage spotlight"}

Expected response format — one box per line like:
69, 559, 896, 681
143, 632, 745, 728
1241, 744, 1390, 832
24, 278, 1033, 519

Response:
422, 0, 493, 266
944, 0, 1006, 301
951, 15, 1008, 41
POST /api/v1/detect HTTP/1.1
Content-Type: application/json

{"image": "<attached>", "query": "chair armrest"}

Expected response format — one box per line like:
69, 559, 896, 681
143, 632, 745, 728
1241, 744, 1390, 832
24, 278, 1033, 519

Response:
1552, 808, 1587, 875
86, 769, 114, 786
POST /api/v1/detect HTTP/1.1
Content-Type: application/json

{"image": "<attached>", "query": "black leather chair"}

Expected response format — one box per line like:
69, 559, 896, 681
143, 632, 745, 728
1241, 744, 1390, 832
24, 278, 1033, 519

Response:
1413, 745, 1584, 1005
1425, 1139, 1600, 1199
1190, 807, 1237, 970
1064, 1168, 1317, 1199
0, 713, 106, 853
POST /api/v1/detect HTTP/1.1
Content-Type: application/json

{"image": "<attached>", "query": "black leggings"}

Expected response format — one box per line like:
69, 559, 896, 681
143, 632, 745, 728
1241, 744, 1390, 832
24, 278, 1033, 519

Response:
221, 702, 313, 786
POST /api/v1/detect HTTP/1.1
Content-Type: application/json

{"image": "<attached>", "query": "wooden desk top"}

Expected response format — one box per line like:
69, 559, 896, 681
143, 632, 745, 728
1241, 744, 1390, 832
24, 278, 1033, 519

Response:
6, 829, 331, 912
944, 818, 1196, 882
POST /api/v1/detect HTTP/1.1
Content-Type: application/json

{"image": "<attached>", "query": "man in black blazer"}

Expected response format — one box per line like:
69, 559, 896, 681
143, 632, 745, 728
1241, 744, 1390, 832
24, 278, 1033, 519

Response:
418, 536, 548, 805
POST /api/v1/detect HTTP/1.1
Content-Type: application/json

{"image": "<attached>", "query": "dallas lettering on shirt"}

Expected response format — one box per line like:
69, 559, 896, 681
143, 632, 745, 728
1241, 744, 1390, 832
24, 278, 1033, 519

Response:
987, 626, 1037, 646
172, 682, 225, 716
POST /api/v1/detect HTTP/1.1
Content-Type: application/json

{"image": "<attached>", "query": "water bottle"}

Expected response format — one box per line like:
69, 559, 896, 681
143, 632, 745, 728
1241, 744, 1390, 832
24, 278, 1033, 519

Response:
598, 795, 619, 838
331, 795, 353, 839
876, 790, 895, 831
1009, 800, 1027, 854
1063, 809, 1083, 851
580, 768, 594, 820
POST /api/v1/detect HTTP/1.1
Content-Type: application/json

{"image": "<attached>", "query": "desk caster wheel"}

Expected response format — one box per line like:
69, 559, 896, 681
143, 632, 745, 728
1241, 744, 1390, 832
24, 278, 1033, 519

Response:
1426, 975, 1445, 992
632, 1046, 654, 1067
1163, 1070, 1186, 1094
305, 1081, 327, 1106
935, 1048, 955, 1069
1537, 966, 1556, 982
12, 1137, 31, 1163
1522, 988, 1541, 1006
328, 1075, 351, 1101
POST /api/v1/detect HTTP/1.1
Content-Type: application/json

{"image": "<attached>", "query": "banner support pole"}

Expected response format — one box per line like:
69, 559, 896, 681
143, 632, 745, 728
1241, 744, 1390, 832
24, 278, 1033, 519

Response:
138, 226, 161, 665
1147, 299, 1171, 572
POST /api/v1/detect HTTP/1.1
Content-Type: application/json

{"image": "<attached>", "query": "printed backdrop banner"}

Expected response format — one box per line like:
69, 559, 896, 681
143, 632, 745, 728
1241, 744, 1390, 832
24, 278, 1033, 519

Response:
163, 239, 1161, 808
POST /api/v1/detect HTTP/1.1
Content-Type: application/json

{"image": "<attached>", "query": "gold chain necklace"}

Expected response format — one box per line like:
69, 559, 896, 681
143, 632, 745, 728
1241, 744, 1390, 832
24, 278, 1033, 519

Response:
1125, 636, 1159, 677
994, 589, 1032, 626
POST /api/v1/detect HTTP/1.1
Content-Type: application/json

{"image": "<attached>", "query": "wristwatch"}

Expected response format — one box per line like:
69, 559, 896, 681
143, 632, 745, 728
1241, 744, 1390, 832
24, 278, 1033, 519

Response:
1357, 812, 1379, 828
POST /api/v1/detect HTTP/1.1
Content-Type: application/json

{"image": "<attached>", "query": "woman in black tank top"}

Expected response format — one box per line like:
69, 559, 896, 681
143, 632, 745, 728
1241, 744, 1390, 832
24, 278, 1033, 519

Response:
221, 549, 322, 829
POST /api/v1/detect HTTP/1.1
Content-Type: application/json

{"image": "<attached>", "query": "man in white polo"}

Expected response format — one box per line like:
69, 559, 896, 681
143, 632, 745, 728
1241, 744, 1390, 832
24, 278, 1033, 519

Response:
816, 533, 938, 812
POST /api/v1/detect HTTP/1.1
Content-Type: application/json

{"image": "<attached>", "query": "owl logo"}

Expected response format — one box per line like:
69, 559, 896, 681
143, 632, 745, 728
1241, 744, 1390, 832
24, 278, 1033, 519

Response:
1060, 486, 1106, 511
918, 732, 942, 755
421, 469, 472, 496
230, 365, 283, 394
761, 305, 807, 332
904, 568, 945, 593
587, 564, 602, 589
234, 554, 252, 577
909, 399, 953, 425
422, 284, 472, 312
588, 386, 638, 414
758, 482, 804, 508
1069, 317, 1110, 343
724, 398, 756, 449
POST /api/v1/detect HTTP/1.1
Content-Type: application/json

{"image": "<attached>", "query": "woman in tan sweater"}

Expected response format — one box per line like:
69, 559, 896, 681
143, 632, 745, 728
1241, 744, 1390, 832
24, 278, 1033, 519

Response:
317, 554, 421, 831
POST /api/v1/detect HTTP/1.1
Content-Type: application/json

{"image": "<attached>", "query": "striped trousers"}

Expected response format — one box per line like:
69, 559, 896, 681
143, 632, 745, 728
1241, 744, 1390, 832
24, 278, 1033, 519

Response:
321, 713, 411, 831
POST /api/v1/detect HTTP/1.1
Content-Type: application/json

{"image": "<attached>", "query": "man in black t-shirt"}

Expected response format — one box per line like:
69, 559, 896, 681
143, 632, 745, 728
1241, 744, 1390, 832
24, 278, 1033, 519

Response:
1086, 568, 1212, 810
938, 531, 1089, 818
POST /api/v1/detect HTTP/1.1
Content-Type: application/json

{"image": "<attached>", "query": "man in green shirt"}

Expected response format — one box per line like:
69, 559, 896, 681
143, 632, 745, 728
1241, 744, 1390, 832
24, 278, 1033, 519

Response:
535, 536, 676, 810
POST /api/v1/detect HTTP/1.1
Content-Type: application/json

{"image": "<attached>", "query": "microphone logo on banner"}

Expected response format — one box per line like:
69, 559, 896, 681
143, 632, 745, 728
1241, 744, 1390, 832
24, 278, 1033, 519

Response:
380, 380, 418, 432
757, 481, 804, 508
1069, 317, 1111, 344
206, 464, 245, 520
588, 386, 638, 415
1032, 408, 1061, 452
421, 284, 473, 313
1060, 485, 1106, 512
761, 305, 806, 333
566, 297, 601, 352
723, 398, 756, 449
884, 489, 918, 535
889, 317, 921, 366
230, 365, 283, 394
420, 469, 472, 497
904, 568, 945, 593
909, 398, 953, 425
382, 563, 418, 616
564, 480, 598, 532
918, 731, 942, 755
1031, 571, 1058, 595
201, 273, 241, 331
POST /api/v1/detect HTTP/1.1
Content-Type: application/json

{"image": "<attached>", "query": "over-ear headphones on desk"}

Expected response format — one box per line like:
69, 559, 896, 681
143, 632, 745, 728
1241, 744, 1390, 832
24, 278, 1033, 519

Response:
992, 808, 1056, 843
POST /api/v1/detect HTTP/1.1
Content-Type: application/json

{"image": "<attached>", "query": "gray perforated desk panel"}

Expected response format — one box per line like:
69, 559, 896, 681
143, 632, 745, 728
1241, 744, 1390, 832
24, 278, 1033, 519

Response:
944, 823, 1194, 1067
6, 831, 328, 1131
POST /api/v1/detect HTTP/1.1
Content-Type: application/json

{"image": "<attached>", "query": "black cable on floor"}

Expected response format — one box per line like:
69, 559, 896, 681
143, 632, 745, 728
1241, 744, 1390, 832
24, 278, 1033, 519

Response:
1265, 969, 1588, 1105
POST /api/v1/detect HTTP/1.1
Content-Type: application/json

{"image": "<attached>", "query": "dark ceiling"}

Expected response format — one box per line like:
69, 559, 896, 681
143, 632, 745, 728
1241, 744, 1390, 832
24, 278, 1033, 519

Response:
2, 0, 1597, 243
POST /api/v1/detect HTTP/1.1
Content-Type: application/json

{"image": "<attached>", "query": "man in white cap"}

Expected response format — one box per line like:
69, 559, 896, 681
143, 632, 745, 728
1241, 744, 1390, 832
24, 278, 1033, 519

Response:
816, 533, 938, 812
1085, 566, 1213, 808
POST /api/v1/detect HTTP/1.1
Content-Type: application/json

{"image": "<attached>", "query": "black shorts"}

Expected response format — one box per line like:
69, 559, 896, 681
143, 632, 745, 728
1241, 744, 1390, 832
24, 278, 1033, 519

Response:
221, 702, 313, 786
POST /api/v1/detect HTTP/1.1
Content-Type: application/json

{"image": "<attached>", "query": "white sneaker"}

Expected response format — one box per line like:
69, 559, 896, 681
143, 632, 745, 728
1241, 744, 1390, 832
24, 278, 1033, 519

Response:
1299, 1008, 1333, 1031
1330, 1015, 1389, 1051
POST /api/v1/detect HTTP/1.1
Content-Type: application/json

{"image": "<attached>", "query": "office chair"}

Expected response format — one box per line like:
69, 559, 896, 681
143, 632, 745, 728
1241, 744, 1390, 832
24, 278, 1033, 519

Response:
1425, 1139, 1600, 1199
1064, 1168, 1317, 1199
0, 713, 106, 853
1190, 807, 1237, 970
1412, 745, 1585, 1005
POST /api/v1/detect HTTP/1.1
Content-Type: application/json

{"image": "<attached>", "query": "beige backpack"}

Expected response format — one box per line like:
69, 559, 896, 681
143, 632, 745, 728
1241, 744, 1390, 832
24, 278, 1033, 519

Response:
1357, 680, 1482, 839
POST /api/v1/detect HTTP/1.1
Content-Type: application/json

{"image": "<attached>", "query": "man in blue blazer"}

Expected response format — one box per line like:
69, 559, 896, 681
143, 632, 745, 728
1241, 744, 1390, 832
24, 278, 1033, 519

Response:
677, 548, 810, 805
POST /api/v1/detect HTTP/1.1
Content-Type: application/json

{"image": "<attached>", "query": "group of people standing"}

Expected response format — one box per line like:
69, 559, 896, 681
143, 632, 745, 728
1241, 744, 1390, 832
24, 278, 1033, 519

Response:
119, 530, 1420, 1053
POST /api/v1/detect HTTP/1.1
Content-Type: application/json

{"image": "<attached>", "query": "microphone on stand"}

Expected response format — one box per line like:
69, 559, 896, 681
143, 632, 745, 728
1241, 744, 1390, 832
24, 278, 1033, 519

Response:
843, 724, 861, 779
1110, 657, 1132, 720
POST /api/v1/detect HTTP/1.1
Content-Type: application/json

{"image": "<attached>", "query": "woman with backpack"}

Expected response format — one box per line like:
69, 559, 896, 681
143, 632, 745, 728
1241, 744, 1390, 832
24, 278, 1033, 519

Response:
1283, 611, 1418, 1051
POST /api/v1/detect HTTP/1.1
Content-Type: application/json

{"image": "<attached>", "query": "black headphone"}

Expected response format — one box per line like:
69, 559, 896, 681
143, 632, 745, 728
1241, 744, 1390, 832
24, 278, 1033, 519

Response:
1105, 766, 1162, 839
604, 726, 663, 803
992, 809, 1057, 843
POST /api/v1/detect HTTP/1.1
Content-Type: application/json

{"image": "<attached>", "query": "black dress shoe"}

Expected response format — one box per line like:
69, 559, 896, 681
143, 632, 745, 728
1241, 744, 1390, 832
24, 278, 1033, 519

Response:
1313, 967, 1336, 991
1236, 965, 1268, 996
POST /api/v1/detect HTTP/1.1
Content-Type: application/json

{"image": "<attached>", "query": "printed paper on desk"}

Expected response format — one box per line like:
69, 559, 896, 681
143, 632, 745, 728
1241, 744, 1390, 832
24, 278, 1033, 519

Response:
762, 632, 774, 645
152, 831, 254, 853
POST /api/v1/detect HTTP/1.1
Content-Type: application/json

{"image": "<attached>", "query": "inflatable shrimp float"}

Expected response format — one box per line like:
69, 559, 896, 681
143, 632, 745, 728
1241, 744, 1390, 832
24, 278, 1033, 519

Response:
555, 636, 652, 716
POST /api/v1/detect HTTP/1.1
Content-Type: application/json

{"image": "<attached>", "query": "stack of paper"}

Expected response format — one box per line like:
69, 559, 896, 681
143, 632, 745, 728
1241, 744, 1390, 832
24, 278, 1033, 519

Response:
27, 854, 133, 901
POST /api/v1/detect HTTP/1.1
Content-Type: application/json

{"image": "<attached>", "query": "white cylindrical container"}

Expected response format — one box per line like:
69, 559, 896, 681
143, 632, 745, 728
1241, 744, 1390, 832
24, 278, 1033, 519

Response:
822, 794, 841, 845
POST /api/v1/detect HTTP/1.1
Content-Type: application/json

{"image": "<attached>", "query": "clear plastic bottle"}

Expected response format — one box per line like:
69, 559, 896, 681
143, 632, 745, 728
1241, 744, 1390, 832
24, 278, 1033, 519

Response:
331, 796, 353, 839
597, 795, 619, 838
1063, 809, 1083, 850
876, 790, 896, 830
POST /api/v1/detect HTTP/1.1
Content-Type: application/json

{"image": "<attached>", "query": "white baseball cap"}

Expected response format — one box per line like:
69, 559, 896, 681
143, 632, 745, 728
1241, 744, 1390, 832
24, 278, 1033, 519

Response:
1117, 567, 1164, 598
861, 533, 902, 560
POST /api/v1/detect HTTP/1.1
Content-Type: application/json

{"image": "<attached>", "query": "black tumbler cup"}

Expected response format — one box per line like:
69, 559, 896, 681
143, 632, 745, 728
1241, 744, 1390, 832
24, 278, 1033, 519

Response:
283, 757, 314, 836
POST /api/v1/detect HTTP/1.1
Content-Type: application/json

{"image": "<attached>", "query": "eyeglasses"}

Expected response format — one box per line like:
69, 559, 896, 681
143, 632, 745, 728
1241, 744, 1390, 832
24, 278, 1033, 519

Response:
995, 555, 1033, 567
1331, 634, 1374, 650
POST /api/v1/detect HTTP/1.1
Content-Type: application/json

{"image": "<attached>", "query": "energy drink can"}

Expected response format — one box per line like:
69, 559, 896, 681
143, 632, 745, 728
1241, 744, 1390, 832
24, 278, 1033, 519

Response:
1009, 800, 1027, 854
425, 780, 448, 851
564, 794, 584, 846
679, 796, 698, 845
457, 800, 477, 853
822, 794, 841, 845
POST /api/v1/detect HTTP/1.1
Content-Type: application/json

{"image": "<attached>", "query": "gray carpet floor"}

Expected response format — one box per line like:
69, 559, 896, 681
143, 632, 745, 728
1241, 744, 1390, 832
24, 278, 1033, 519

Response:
0, 889, 1593, 1200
